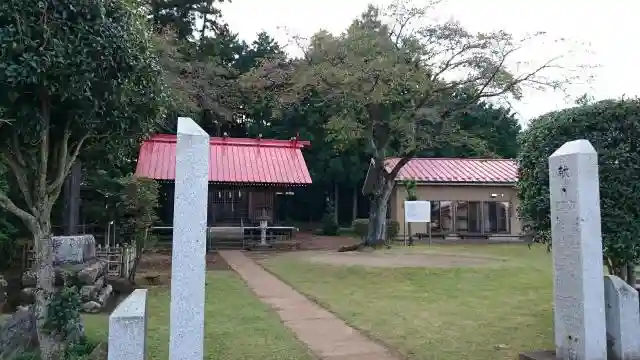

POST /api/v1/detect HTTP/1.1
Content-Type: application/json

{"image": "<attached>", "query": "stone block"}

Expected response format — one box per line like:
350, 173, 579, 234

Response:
108, 289, 148, 360
0, 305, 84, 358
52, 234, 96, 265
0, 306, 37, 358
96, 284, 113, 306
82, 301, 102, 314
80, 280, 105, 302
604, 275, 640, 360
77, 259, 107, 285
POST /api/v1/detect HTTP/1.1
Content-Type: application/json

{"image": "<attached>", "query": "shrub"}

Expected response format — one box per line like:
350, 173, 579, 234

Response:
321, 197, 339, 236
352, 218, 369, 239
120, 176, 159, 283
352, 218, 399, 240
517, 98, 640, 279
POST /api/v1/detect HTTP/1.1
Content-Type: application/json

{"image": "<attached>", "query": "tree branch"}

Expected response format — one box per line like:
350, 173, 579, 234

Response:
1, 152, 35, 212
386, 154, 413, 181
47, 123, 71, 194
11, 131, 28, 168
37, 91, 50, 202
0, 189, 35, 226
47, 131, 89, 195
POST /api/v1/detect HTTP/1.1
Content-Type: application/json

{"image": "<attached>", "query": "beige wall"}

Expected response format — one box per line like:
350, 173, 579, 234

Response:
391, 183, 521, 237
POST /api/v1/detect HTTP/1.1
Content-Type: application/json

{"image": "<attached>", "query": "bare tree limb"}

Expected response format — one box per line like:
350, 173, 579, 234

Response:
46, 123, 71, 194
47, 132, 89, 196
1, 152, 35, 212
37, 91, 50, 203
0, 189, 35, 225
11, 131, 28, 168
386, 154, 413, 182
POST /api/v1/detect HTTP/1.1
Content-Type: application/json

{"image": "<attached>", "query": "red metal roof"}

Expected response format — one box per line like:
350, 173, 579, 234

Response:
386, 157, 517, 183
135, 134, 312, 185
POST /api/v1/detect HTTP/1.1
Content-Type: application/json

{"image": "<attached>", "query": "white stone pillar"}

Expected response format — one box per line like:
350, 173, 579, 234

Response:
548, 139, 606, 360
108, 289, 149, 360
169, 117, 209, 360
604, 275, 640, 360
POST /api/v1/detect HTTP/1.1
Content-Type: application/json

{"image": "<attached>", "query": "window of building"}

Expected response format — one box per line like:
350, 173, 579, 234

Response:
482, 201, 510, 233
455, 201, 482, 233
429, 201, 453, 233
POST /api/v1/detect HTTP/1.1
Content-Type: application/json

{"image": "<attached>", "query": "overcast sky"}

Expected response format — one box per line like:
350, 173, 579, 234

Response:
218, 0, 639, 126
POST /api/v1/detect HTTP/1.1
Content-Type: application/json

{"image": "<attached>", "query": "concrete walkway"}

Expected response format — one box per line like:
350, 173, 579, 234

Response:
219, 250, 400, 360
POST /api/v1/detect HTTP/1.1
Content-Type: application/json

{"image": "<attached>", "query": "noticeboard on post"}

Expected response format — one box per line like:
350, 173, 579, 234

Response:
404, 201, 431, 223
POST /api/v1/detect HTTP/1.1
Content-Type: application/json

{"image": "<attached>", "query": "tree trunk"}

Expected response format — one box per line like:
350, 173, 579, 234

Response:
33, 215, 66, 360
352, 188, 358, 223
129, 248, 143, 284
626, 263, 636, 288
333, 183, 339, 225
63, 161, 81, 236
365, 175, 393, 247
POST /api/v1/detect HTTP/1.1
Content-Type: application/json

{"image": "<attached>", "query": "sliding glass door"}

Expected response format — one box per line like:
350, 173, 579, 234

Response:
482, 202, 510, 234
455, 201, 482, 233
429, 201, 453, 233
426, 200, 511, 235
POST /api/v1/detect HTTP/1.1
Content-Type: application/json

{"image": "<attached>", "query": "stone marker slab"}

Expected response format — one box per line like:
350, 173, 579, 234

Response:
548, 139, 606, 360
51, 235, 96, 265
604, 275, 640, 360
108, 289, 148, 360
169, 117, 209, 360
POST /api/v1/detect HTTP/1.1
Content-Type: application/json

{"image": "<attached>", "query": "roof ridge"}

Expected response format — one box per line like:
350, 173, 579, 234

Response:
145, 134, 310, 149
386, 157, 516, 161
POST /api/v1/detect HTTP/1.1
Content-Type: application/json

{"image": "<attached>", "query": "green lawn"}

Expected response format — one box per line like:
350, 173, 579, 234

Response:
83, 271, 313, 360
262, 244, 554, 360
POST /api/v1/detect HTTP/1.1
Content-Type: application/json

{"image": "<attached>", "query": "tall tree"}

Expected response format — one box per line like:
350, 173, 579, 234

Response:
149, 0, 229, 40
235, 31, 286, 73
0, 0, 166, 357
424, 92, 522, 158
242, 1, 582, 246
154, 30, 242, 134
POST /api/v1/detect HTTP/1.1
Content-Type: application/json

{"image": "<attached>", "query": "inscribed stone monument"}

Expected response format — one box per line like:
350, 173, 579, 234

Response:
604, 275, 640, 360
548, 139, 606, 360
169, 117, 209, 360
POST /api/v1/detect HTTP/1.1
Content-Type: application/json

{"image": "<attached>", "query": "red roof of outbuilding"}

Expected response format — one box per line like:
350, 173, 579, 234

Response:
386, 157, 518, 183
135, 134, 312, 185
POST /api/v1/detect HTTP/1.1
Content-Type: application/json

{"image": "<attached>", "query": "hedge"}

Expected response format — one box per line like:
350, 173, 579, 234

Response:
517, 98, 640, 273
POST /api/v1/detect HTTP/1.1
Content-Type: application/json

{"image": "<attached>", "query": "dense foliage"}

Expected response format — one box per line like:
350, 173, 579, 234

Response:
517, 98, 640, 280
120, 176, 159, 282
0, 0, 167, 356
